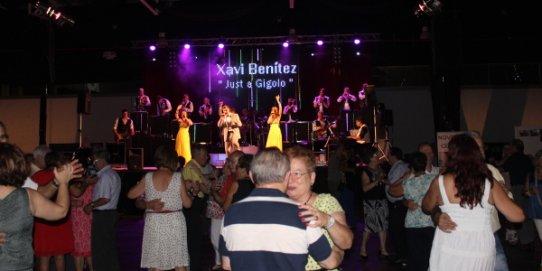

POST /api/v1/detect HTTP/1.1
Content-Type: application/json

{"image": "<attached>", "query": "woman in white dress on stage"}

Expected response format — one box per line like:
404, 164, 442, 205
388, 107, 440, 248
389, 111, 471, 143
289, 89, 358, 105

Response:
422, 134, 525, 271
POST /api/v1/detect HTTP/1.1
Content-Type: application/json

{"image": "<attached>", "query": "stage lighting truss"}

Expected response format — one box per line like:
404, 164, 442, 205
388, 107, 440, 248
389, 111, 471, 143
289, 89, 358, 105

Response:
28, 1, 75, 26
131, 33, 380, 50
414, 0, 442, 17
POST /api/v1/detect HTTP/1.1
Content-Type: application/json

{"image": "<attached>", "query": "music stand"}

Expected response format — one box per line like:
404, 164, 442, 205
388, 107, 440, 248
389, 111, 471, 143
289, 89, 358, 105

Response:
373, 105, 389, 162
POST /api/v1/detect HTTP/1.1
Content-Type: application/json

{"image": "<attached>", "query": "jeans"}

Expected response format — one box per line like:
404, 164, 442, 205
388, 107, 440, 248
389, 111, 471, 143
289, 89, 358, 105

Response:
494, 233, 509, 271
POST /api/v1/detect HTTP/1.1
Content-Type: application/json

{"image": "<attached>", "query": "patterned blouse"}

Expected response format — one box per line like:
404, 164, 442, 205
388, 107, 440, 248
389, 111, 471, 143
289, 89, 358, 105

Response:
306, 193, 344, 271
403, 173, 437, 228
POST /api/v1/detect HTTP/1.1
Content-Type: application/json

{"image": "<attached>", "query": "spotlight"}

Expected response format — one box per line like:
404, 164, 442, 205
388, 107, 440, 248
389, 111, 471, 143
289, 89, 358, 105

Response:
317, 40, 324, 46
184, 44, 191, 49
152, 58, 156, 62
354, 39, 361, 45
356, 51, 361, 56
310, 53, 315, 56
28, 1, 75, 26
282, 41, 289, 48
149, 45, 156, 51
218, 43, 225, 49
414, 0, 442, 17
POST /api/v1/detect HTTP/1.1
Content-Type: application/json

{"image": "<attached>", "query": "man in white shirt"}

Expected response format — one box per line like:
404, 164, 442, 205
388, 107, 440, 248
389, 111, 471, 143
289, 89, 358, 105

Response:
337, 87, 357, 132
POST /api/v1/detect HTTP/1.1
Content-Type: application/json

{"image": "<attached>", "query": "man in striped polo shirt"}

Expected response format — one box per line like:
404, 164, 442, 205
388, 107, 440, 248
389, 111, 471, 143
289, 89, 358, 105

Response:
219, 148, 342, 271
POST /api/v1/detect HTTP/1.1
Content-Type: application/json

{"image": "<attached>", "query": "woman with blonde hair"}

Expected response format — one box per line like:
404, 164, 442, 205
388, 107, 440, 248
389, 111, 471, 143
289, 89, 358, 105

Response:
265, 95, 283, 151
175, 110, 193, 161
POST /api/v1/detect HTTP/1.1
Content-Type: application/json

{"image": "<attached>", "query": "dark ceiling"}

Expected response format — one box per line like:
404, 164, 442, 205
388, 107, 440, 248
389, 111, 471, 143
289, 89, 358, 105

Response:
0, 0, 541, 87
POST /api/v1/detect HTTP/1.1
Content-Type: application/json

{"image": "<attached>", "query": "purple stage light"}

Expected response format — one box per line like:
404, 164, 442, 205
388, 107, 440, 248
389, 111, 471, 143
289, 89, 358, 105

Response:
282, 41, 289, 48
317, 40, 323, 46
152, 58, 156, 62
354, 39, 361, 45
356, 51, 361, 56
218, 43, 225, 49
149, 45, 156, 51
184, 44, 191, 49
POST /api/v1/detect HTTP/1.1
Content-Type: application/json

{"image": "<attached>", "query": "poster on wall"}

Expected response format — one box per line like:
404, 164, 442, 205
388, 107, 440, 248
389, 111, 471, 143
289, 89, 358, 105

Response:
514, 126, 542, 156
436, 131, 464, 167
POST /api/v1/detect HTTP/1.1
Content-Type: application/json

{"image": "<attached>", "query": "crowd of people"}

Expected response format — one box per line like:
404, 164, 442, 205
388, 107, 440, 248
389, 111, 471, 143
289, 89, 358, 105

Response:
2, 101, 541, 271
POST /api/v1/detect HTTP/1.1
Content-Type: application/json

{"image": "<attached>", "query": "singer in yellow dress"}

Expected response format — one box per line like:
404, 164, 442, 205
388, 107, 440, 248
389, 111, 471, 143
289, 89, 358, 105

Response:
175, 111, 193, 161
265, 95, 283, 151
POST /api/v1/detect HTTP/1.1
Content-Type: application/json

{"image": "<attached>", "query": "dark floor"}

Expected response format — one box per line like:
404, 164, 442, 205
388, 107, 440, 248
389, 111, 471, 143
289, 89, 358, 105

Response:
116, 215, 542, 271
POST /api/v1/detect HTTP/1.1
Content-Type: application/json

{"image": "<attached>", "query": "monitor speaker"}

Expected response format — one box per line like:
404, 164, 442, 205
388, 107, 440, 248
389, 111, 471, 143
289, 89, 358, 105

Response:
127, 148, 144, 170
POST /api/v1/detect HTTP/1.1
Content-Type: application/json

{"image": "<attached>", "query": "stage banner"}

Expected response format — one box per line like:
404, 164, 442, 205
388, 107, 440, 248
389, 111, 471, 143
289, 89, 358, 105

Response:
514, 126, 542, 156
436, 131, 464, 167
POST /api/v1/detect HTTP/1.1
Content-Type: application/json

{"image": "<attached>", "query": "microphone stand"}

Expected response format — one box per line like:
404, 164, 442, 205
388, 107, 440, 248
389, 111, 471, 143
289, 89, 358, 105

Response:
373, 105, 389, 162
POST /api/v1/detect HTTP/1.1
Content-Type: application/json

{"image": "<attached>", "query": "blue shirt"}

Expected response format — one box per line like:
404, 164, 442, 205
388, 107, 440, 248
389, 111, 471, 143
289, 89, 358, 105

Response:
93, 165, 121, 210
220, 188, 332, 271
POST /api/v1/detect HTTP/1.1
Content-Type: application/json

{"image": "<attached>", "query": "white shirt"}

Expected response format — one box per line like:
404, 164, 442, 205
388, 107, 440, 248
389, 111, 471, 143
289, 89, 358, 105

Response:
22, 177, 38, 190
385, 160, 409, 202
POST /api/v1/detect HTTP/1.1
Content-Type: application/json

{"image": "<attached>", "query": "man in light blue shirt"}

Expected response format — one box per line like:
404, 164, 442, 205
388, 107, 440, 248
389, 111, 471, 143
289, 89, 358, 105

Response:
84, 149, 121, 271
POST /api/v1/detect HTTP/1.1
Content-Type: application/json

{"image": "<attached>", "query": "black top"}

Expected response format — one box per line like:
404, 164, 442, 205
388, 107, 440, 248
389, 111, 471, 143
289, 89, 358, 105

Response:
116, 118, 132, 136
503, 152, 534, 186
232, 178, 255, 204
361, 167, 386, 200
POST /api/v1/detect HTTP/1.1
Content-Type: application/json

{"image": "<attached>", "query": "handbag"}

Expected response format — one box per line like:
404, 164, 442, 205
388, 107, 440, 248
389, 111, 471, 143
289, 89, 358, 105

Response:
206, 199, 224, 219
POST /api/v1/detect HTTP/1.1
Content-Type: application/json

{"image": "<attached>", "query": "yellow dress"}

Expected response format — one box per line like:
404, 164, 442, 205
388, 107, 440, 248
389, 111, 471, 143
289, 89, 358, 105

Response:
175, 124, 191, 161
265, 123, 282, 151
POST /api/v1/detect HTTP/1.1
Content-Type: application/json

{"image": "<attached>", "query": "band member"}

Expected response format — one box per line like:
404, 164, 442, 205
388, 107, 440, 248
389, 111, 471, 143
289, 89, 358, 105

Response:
175, 111, 193, 161
156, 95, 172, 117
217, 102, 242, 156
337, 87, 357, 132
347, 118, 370, 144
113, 109, 135, 143
265, 95, 283, 151
282, 98, 298, 122
136, 88, 151, 111
176, 94, 194, 117
358, 83, 369, 112
198, 97, 213, 122
312, 111, 332, 140
313, 88, 330, 115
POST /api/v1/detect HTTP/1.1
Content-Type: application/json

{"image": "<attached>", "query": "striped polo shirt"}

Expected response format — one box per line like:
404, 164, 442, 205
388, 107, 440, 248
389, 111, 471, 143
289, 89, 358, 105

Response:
219, 188, 332, 271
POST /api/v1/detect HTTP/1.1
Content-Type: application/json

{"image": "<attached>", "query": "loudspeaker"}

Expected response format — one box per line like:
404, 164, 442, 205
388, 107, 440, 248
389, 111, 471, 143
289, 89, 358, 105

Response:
127, 148, 144, 170
77, 91, 91, 114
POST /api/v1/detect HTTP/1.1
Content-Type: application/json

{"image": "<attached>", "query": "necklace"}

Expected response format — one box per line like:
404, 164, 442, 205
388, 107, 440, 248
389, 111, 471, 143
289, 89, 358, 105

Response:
303, 192, 314, 205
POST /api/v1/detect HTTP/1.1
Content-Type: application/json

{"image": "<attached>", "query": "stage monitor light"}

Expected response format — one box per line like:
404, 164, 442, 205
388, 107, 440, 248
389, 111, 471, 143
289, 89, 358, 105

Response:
282, 41, 289, 48
149, 45, 156, 51
317, 40, 324, 46
184, 44, 191, 49
218, 43, 225, 49
354, 39, 361, 45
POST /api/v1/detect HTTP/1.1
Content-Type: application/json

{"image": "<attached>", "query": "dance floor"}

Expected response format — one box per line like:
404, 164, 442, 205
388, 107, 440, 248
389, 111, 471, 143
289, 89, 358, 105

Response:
115, 214, 541, 271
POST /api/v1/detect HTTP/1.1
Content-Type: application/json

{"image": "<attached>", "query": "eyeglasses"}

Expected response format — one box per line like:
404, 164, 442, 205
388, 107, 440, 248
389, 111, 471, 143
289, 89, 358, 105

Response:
290, 171, 310, 179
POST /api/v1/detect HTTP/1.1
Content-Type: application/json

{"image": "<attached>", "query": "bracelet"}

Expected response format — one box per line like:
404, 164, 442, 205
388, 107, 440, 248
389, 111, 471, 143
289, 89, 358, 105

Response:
325, 215, 336, 229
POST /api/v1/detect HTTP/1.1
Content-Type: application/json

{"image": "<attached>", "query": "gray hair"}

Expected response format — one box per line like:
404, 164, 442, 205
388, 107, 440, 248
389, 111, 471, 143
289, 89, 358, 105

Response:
250, 148, 290, 185
32, 145, 51, 159
93, 149, 111, 163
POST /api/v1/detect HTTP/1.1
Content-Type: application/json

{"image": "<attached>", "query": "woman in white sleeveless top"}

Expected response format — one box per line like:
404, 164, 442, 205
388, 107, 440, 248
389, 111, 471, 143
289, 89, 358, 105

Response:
423, 134, 525, 271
